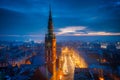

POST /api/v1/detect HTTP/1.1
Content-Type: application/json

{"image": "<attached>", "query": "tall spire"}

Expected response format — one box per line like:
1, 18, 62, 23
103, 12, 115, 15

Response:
45, 2, 57, 78
48, 5, 53, 34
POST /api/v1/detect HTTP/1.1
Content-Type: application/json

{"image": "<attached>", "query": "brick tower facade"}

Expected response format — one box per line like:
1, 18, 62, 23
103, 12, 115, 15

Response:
45, 7, 56, 77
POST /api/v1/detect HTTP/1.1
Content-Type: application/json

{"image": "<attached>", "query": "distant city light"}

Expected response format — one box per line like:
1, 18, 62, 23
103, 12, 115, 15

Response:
101, 43, 107, 49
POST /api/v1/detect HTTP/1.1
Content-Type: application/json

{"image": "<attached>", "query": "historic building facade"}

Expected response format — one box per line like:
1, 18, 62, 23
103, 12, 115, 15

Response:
45, 7, 56, 77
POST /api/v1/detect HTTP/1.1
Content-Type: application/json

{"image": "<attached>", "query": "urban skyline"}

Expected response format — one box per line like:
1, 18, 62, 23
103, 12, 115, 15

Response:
0, 1, 120, 80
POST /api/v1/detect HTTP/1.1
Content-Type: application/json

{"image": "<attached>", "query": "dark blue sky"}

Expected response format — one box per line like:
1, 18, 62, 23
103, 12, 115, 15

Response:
0, 0, 120, 41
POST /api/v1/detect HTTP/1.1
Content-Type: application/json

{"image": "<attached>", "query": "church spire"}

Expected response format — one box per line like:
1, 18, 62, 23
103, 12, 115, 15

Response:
48, 5, 53, 34
45, 4, 57, 76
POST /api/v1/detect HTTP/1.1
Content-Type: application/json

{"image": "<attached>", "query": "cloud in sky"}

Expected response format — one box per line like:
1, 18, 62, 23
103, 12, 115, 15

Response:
57, 26, 86, 35
0, 27, 120, 41
56, 26, 120, 36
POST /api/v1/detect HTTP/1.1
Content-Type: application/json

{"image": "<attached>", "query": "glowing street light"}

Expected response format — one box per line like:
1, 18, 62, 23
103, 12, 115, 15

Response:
99, 77, 104, 80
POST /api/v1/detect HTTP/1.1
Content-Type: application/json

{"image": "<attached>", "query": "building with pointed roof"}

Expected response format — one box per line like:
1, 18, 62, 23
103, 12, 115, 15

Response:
45, 6, 57, 79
